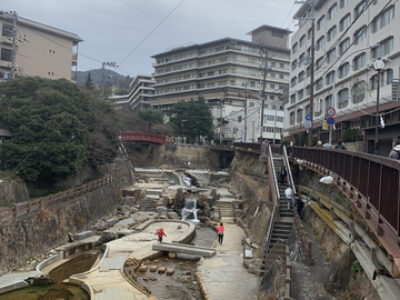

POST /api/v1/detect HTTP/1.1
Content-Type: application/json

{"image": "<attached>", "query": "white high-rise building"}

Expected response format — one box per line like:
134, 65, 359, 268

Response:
286, 0, 400, 154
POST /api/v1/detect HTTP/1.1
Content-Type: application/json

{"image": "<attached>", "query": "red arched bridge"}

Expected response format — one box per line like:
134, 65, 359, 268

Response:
233, 142, 400, 275
119, 131, 171, 144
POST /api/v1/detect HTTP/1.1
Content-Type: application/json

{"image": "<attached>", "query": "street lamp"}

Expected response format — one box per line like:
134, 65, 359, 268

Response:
372, 58, 386, 155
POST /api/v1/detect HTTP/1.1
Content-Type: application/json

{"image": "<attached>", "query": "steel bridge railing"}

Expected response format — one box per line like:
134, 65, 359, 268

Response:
288, 146, 400, 244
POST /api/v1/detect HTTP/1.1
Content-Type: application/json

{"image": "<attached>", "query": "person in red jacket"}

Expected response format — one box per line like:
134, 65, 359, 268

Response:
217, 222, 224, 245
156, 227, 167, 243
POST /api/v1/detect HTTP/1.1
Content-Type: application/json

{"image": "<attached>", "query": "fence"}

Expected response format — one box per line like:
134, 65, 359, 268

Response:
120, 131, 169, 144
0, 169, 122, 225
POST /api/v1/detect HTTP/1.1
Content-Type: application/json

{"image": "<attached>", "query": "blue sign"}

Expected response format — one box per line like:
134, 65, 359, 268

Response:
305, 114, 312, 121
327, 117, 335, 125
305, 120, 312, 128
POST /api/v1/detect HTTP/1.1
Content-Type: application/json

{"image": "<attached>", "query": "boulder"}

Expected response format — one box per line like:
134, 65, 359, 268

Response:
167, 211, 180, 220
174, 188, 185, 209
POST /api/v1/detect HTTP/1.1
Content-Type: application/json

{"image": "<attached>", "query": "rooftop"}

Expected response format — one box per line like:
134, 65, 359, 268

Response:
247, 24, 292, 35
152, 36, 290, 58
0, 10, 83, 43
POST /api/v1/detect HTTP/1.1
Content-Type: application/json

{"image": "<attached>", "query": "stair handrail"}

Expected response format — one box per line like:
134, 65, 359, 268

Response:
283, 145, 296, 194
268, 144, 280, 200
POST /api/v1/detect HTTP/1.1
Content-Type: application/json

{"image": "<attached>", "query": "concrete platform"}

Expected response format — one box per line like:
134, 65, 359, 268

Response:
152, 242, 216, 258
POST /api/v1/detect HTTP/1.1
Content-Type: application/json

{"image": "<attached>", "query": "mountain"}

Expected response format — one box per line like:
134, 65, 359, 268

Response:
77, 69, 132, 90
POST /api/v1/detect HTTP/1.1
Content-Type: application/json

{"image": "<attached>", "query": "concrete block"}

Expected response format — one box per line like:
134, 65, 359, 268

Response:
158, 267, 166, 274
166, 268, 175, 276
105, 218, 118, 227
72, 231, 94, 241
149, 265, 158, 272
138, 265, 148, 272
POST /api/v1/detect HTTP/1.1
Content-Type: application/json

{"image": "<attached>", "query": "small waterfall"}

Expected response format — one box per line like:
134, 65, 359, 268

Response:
181, 198, 199, 222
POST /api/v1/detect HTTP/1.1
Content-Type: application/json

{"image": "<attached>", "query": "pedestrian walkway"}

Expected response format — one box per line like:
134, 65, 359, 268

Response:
71, 220, 195, 300
198, 220, 258, 300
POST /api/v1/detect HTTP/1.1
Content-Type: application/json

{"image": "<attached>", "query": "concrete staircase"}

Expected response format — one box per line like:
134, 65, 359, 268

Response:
214, 199, 234, 222
139, 190, 161, 212
260, 157, 294, 275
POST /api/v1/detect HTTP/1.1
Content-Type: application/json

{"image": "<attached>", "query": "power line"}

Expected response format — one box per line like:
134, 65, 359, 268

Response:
281, 1, 297, 28
118, 0, 185, 68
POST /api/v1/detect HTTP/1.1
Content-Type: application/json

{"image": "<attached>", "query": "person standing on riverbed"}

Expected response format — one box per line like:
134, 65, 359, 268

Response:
217, 222, 224, 245
156, 227, 167, 243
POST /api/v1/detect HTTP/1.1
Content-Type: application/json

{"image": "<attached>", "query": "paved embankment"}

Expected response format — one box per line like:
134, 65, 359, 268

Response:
70, 220, 195, 300
198, 220, 258, 300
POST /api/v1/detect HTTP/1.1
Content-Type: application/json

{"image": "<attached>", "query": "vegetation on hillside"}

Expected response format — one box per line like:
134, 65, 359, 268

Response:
169, 97, 214, 143
0, 77, 119, 183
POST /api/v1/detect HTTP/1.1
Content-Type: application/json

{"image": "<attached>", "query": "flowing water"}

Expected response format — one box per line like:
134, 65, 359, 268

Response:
181, 198, 199, 222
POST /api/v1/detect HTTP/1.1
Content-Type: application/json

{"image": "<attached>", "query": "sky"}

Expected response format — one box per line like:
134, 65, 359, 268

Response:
1, 0, 299, 77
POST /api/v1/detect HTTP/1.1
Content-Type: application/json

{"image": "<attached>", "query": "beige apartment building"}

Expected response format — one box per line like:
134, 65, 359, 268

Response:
286, 0, 400, 154
151, 25, 291, 139
0, 11, 82, 82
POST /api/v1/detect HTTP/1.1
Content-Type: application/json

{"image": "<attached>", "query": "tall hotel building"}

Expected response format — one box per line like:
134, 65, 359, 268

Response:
286, 0, 400, 154
151, 25, 291, 139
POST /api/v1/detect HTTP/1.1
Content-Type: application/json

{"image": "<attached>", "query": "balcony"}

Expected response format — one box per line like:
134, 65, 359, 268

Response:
71, 72, 77, 82
0, 60, 12, 69
0, 36, 12, 46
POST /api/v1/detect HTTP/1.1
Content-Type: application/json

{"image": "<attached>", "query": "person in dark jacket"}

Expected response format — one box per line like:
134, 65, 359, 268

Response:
294, 194, 304, 219
335, 140, 346, 150
278, 166, 287, 186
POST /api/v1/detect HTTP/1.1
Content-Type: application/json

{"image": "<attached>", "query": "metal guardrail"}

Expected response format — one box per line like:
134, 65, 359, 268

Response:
283, 145, 296, 195
269, 145, 280, 200
233, 142, 261, 153
289, 147, 400, 242
0, 169, 122, 225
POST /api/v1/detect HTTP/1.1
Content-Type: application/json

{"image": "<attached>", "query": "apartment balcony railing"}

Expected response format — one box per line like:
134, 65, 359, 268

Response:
0, 60, 12, 68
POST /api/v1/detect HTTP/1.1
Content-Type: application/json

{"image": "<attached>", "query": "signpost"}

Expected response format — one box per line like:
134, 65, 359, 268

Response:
305, 120, 312, 128
327, 117, 335, 125
305, 114, 312, 121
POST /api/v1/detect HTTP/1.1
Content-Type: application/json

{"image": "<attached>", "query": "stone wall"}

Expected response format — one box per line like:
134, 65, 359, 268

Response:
0, 177, 30, 206
344, 141, 365, 153
0, 158, 133, 273
128, 143, 221, 169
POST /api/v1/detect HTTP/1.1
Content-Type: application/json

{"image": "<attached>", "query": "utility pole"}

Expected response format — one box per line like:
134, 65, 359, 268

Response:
260, 48, 268, 144
372, 58, 386, 155
10, 11, 17, 80
295, 0, 316, 147
243, 81, 249, 142
219, 96, 224, 145
100, 61, 117, 99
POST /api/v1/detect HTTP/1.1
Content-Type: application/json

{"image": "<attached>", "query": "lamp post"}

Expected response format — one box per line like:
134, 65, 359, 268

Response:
372, 58, 385, 155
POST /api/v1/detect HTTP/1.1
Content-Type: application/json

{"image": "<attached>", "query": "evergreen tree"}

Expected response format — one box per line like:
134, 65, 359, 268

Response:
85, 71, 95, 90
169, 97, 214, 143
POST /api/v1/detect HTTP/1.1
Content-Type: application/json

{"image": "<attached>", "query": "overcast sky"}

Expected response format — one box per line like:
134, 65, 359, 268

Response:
1, 0, 299, 76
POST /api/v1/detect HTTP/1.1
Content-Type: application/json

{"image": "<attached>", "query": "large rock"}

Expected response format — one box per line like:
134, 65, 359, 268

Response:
210, 207, 220, 222
167, 211, 180, 220
324, 247, 355, 292
174, 188, 185, 209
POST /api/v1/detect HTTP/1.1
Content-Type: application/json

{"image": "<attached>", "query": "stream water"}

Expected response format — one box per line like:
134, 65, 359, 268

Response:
181, 198, 199, 222
0, 250, 101, 300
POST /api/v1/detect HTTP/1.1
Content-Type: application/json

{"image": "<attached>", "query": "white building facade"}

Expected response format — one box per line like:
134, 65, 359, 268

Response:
286, 0, 400, 154
223, 104, 284, 142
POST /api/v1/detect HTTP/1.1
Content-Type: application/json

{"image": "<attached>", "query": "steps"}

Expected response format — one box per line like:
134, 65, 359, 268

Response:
139, 190, 160, 212
214, 200, 234, 218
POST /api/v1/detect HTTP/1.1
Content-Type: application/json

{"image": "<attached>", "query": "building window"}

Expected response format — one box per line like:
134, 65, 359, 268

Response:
340, 14, 351, 32
371, 37, 394, 58
2, 24, 13, 37
290, 94, 296, 104
292, 42, 298, 54
297, 109, 303, 123
291, 77, 297, 87
370, 74, 378, 90
238, 116, 242, 122
280, 63, 285, 68
316, 78, 323, 91
328, 3, 338, 19
353, 52, 366, 71
270, 83, 275, 89
316, 57, 324, 70
290, 112, 295, 125
352, 80, 366, 104
340, 0, 349, 8
372, 6, 395, 33
339, 38, 350, 55
280, 74, 284, 79
327, 26, 337, 42
317, 15, 326, 31
325, 95, 333, 114
354, 26, 367, 45
291, 60, 297, 70
354, 0, 367, 19
338, 62, 350, 78
315, 98, 323, 116
0, 48, 12, 61
298, 71, 305, 82
327, 48, 336, 64
326, 71, 335, 85
307, 28, 312, 40
316, 36, 325, 51
299, 35, 306, 47
338, 88, 349, 108
299, 53, 305, 64
298, 89, 304, 100
386, 69, 393, 85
